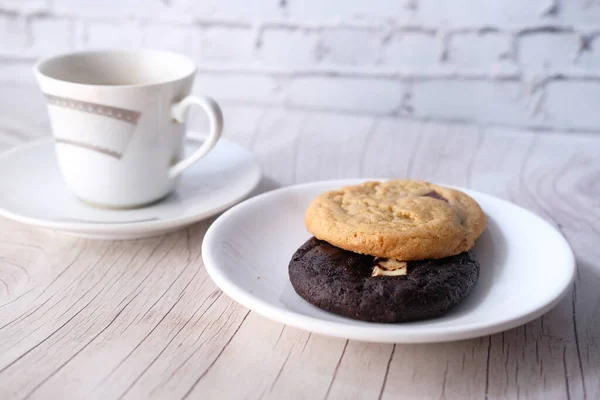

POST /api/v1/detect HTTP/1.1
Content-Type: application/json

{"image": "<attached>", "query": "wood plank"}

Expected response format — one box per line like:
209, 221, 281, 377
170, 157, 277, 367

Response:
468, 128, 600, 400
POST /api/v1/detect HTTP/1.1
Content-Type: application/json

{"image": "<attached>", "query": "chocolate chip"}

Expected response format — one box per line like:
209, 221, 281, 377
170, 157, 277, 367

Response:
423, 191, 449, 203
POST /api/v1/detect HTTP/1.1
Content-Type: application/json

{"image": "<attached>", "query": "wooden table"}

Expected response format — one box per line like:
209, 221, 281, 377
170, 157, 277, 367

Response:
0, 106, 599, 399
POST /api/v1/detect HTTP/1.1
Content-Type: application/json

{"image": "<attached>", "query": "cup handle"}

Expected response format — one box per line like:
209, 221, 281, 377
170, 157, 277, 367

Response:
169, 95, 223, 179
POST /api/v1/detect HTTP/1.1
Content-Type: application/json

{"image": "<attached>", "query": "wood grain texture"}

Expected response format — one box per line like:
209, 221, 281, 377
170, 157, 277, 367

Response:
0, 107, 599, 399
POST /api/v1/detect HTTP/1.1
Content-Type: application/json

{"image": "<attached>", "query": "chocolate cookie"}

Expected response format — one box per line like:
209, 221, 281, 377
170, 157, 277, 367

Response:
305, 180, 486, 260
289, 238, 479, 323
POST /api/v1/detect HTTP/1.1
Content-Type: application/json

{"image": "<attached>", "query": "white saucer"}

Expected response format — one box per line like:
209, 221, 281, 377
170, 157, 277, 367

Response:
0, 134, 261, 239
202, 179, 575, 343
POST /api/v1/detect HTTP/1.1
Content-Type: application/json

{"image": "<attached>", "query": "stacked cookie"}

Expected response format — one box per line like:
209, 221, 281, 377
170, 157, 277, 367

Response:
289, 180, 486, 323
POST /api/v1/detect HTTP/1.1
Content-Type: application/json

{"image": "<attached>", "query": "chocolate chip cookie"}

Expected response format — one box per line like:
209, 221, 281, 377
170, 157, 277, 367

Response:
305, 180, 486, 260
289, 237, 480, 323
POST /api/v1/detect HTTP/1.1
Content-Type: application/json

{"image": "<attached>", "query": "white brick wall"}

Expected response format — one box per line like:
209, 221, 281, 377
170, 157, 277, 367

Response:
445, 32, 514, 73
0, 14, 29, 57
542, 81, 600, 130
380, 31, 441, 70
200, 26, 256, 63
412, 80, 533, 125
558, 0, 600, 24
86, 21, 144, 49
285, 0, 410, 21
142, 24, 196, 57
259, 28, 320, 68
0, 0, 47, 15
519, 31, 581, 72
577, 36, 600, 70
418, 0, 554, 26
286, 77, 405, 113
177, 0, 281, 21
320, 28, 377, 66
193, 74, 282, 104
0, 0, 599, 134
31, 18, 74, 56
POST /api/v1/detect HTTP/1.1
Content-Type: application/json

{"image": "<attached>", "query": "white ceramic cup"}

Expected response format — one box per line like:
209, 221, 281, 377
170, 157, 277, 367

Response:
35, 49, 223, 208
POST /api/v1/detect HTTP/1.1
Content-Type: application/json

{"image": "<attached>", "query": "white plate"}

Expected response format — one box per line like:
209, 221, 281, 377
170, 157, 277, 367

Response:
0, 134, 261, 239
202, 179, 575, 343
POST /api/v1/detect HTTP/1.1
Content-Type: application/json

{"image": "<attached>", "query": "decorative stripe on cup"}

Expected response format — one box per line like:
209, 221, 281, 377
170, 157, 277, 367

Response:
55, 138, 122, 159
45, 94, 141, 124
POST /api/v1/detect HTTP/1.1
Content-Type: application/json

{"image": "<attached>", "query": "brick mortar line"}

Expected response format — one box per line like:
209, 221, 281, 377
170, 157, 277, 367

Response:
2, 58, 600, 82
4, 12, 600, 34
186, 66, 600, 81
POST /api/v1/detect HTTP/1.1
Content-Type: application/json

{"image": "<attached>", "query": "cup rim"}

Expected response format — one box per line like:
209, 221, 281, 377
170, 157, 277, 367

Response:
34, 49, 198, 89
